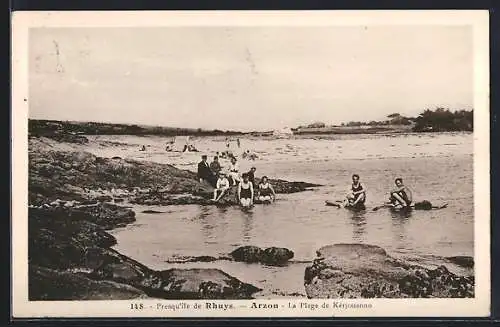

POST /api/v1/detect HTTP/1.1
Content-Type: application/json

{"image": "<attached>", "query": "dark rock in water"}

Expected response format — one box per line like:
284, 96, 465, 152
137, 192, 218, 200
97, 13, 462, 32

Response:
142, 210, 164, 214
229, 246, 294, 265
261, 247, 295, 266
230, 246, 263, 263
414, 200, 433, 210
446, 256, 474, 269
158, 268, 261, 299
259, 179, 321, 194
29, 265, 147, 300
112, 156, 122, 160
304, 243, 474, 298
184, 256, 219, 263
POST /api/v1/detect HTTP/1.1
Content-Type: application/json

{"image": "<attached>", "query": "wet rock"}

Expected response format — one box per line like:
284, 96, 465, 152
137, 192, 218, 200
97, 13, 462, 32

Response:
304, 243, 474, 298
142, 210, 165, 214
230, 246, 263, 263
158, 268, 261, 299
260, 247, 295, 265
446, 256, 474, 269
229, 246, 294, 266
29, 265, 147, 300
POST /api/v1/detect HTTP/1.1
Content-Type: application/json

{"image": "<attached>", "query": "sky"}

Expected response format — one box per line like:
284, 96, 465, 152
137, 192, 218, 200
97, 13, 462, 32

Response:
29, 26, 473, 131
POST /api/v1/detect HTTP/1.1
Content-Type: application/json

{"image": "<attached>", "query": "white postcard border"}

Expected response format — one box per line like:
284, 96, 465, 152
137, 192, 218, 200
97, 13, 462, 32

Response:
11, 10, 490, 318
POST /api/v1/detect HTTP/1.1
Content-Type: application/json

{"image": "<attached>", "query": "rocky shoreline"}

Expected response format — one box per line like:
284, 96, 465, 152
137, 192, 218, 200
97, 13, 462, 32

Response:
28, 136, 474, 300
304, 244, 474, 298
28, 137, 314, 300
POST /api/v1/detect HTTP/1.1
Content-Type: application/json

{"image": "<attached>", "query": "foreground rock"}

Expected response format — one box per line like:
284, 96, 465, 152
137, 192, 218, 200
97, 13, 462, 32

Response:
30, 265, 147, 300
304, 244, 474, 298
29, 205, 261, 300
230, 246, 294, 266
159, 269, 261, 299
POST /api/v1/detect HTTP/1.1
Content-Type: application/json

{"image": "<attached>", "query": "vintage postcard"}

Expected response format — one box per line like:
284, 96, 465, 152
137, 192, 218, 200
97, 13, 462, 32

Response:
12, 10, 490, 318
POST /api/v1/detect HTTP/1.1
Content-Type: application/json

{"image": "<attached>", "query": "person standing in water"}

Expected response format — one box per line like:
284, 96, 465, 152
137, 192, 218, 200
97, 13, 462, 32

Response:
238, 173, 254, 207
237, 138, 241, 148
390, 177, 413, 208
257, 176, 276, 203
344, 174, 366, 208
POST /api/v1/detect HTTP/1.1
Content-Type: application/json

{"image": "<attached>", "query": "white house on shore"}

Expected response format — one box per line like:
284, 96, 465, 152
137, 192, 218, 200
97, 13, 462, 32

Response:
272, 127, 294, 137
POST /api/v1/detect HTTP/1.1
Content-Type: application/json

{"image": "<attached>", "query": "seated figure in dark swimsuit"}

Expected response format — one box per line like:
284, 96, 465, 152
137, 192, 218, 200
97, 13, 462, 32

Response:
390, 177, 413, 208
257, 176, 276, 203
238, 173, 254, 207
344, 174, 366, 209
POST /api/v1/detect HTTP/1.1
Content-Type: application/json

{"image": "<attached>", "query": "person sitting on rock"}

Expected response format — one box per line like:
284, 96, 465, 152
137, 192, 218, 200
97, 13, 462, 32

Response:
390, 177, 413, 208
257, 176, 276, 203
238, 173, 254, 207
197, 155, 214, 186
212, 172, 230, 202
343, 174, 366, 208
228, 157, 240, 186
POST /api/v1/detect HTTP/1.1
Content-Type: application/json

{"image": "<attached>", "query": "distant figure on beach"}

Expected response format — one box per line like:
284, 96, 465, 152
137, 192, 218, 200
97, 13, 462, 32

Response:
228, 157, 240, 185
242, 150, 258, 160
344, 174, 366, 208
247, 167, 257, 187
165, 141, 174, 152
226, 138, 230, 149
258, 176, 276, 203
140, 145, 146, 151
238, 173, 254, 207
237, 138, 241, 148
390, 178, 413, 208
210, 156, 221, 177
212, 173, 230, 202
197, 155, 214, 186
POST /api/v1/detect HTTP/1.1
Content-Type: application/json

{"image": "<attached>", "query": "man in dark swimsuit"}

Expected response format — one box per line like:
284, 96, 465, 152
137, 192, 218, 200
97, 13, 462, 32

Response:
390, 177, 413, 208
344, 174, 366, 208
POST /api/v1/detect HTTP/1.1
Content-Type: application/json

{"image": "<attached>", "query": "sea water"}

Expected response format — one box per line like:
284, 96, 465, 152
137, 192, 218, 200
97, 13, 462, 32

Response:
81, 133, 473, 298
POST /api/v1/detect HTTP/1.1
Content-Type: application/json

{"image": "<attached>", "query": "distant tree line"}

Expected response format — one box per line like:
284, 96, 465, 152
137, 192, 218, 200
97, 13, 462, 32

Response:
28, 119, 245, 137
296, 108, 473, 132
412, 108, 473, 132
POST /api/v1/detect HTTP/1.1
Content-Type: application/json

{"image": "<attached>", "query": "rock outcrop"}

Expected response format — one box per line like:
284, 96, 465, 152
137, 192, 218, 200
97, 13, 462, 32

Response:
29, 146, 320, 207
304, 244, 474, 298
30, 265, 147, 300
230, 246, 294, 266
28, 204, 261, 300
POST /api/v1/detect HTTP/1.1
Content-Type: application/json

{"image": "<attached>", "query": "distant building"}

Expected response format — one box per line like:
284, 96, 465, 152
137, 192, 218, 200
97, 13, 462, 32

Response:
273, 127, 294, 137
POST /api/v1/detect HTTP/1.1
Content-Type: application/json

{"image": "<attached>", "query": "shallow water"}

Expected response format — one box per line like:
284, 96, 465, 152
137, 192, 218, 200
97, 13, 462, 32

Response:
84, 133, 473, 298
